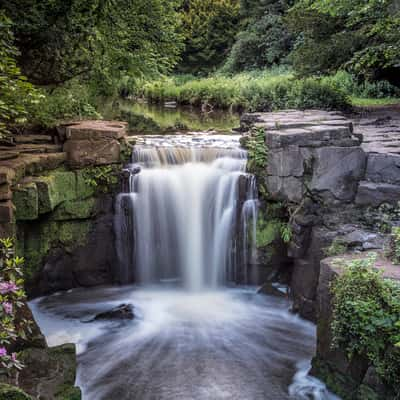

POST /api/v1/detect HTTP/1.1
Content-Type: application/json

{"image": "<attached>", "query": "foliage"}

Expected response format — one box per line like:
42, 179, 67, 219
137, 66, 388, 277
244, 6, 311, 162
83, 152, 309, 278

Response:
324, 238, 347, 257
179, 0, 240, 74
0, 12, 42, 138
0, 238, 32, 373
2, 0, 184, 86
30, 83, 101, 128
386, 227, 400, 265
280, 224, 292, 243
223, 0, 294, 73
82, 166, 119, 193
246, 128, 268, 174
142, 71, 350, 111
331, 253, 400, 389
286, 0, 400, 85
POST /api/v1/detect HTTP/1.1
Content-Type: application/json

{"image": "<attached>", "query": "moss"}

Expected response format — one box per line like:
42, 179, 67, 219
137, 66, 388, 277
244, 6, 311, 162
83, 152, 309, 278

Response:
35, 172, 77, 214
21, 219, 92, 281
357, 385, 380, 400
13, 182, 38, 221
55, 385, 82, 400
0, 384, 32, 400
75, 170, 96, 199
255, 215, 282, 248
51, 197, 96, 221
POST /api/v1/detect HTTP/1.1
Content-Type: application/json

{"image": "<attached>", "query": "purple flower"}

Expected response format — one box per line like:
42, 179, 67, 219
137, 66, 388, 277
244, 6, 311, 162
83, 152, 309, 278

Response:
11, 353, 17, 362
0, 281, 18, 294
2, 302, 12, 314
0, 347, 7, 357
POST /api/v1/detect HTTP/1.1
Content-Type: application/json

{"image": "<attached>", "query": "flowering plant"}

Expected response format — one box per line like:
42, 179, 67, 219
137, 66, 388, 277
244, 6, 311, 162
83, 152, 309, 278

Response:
0, 238, 31, 372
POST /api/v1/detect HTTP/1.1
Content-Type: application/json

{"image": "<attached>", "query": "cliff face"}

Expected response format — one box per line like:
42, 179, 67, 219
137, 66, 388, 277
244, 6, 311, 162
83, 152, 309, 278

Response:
0, 120, 132, 298
241, 109, 400, 321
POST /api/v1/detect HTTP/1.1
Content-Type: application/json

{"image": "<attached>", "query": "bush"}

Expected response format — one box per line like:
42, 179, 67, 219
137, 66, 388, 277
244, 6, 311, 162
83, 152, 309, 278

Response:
142, 71, 350, 111
331, 253, 400, 389
0, 238, 32, 373
386, 227, 400, 265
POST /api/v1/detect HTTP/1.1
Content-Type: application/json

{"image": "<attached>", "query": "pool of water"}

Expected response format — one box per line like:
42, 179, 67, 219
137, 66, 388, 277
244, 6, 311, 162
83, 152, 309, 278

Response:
100, 100, 241, 132
30, 286, 339, 400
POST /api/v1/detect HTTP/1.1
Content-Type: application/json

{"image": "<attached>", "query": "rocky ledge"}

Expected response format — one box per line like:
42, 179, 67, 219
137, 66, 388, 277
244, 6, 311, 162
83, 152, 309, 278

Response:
311, 253, 400, 400
241, 109, 400, 320
0, 120, 132, 297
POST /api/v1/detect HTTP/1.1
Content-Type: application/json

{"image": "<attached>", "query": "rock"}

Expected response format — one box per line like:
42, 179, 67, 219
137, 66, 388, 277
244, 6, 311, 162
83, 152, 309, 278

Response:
365, 153, 400, 184
266, 175, 304, 203
87, 303, 134, 321
310, 147, 366, 202
65, 120, 127, 140
13, 182, 39, 221
63, 138, 122, 168
355, 181, 400, 207
14, 135, 54, 144
0, 166, 15, 185
257, 282, 287, 298
267, 146, 306, 177
0, 200, 14, 223
0, 183, 12, 200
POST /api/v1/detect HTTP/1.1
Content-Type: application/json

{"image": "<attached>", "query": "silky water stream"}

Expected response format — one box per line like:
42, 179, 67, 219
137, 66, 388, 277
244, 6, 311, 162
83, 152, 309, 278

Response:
30, 134, 339, 400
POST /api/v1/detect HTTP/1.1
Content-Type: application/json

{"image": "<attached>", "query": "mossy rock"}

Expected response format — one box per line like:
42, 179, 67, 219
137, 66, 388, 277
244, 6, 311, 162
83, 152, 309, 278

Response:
51, 197, 96, 221
13, 182, 39, 221
0, 384, 32, 400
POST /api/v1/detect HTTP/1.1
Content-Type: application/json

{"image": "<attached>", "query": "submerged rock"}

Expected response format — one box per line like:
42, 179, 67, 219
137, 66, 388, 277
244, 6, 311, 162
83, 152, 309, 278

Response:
85, 303, 135, 322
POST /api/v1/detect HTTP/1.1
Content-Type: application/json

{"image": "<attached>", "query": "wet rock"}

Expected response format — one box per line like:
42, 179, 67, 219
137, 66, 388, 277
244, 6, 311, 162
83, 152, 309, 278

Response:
257, 282, 288, 298
87, 303, 135, 321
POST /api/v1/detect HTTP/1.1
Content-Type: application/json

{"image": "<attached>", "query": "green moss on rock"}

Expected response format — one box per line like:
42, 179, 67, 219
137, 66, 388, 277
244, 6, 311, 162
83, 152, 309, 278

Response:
13, 182, 38, 221
51, 198, 96, 221
0, 384, 32, 400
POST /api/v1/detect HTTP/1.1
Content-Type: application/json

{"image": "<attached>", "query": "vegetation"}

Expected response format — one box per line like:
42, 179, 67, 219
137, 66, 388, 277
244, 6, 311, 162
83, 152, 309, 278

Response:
331, 253, 400, 390
386, 227, 400, 265
142, 71, 350, 111
324, 238, 347, 257
0, 238, 32, 373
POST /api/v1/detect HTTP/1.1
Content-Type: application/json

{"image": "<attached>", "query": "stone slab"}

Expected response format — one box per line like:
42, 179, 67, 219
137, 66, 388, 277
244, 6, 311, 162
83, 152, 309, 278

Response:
64, 120, 128, 140
365, 153, 400, 184
355, 181, 400, 207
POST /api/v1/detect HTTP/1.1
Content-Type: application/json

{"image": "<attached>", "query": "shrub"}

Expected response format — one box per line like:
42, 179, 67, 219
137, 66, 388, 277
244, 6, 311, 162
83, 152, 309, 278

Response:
0, 238, 32, 372
386, 227, 400, 265
331, 253, 400, 389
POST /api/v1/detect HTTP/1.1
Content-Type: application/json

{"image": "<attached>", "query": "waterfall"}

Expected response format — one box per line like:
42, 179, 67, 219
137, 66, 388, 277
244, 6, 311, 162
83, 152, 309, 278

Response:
115, 135, 258, 290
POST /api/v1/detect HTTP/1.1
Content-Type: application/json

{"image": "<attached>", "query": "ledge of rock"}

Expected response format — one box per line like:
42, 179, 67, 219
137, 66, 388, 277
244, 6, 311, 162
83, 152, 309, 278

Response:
311, 252, 399, 400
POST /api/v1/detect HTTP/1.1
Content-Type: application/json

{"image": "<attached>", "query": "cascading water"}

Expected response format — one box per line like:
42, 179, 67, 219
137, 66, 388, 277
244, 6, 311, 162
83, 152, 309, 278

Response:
30, 131, 340, 400
115, 134, 258, 289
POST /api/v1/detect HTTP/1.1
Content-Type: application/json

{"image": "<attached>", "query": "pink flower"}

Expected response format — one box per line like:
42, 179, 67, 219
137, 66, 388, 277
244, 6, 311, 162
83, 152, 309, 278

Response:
0, 281, 18, 294
0, 347, 7, 357
11, 353, 17, 362
2, 302, 12, 314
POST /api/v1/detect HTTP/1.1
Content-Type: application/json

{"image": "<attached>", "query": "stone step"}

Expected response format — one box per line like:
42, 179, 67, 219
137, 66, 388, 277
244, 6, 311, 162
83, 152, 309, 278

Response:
14, 134, 54, 144
0, 151, 20, 161
14, 144, 63, 154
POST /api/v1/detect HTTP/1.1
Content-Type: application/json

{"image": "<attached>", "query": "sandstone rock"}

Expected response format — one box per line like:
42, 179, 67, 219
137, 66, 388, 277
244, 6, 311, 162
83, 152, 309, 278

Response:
0, 200, 14, 223
355, 181, 400, 207
65, 120, 127, 140
365, 153, 400, 184
14, 135, 54, 144
63, 138, 121, 168
0, 183, 12, 200
0, 166, 15, 185
310, 147, 366, 202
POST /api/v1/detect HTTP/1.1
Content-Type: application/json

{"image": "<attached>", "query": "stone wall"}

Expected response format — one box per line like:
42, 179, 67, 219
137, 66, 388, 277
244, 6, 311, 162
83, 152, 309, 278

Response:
311, 254, 399, 400
0, 120, 132, 298
241, 110, 400, 320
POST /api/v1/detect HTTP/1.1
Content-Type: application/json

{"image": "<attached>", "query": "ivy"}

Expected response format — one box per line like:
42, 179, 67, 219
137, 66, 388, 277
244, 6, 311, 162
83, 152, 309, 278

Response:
331, 253, 400, 389
82, 166, 119, 193
246, 127, 268, 175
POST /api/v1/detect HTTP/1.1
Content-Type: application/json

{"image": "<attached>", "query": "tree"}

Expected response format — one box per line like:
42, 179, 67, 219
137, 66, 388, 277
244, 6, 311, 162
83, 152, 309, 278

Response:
0, 12, 41, 139
223, 0, 294, 73
178, 0, 240, 74
286, 0, 400, 84
2, 0, 184, 86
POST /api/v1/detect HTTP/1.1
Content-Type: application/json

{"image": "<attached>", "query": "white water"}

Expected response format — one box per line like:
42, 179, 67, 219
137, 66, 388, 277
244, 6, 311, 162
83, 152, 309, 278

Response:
115, 134, 258, 288
30, 133, 339, 400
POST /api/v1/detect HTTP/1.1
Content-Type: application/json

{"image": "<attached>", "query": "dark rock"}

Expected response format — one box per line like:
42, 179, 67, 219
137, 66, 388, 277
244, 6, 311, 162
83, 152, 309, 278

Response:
355, 181, 400, 207
88, 303, 134, 321
265, 175, 304, 203
257, 282, 288, 298
310, 147, 366, 202
365, 153, 400, 184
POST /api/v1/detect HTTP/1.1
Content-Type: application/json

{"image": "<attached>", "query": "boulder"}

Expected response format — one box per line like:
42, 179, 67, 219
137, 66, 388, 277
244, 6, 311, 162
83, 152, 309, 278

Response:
310, 147, 366, 202
64, 120, 127, 141
13, 182, 39, 221
63, 138, 121, 168
365, 153, 400, 185
355, 181, 400, 207
90, 303, 134, 321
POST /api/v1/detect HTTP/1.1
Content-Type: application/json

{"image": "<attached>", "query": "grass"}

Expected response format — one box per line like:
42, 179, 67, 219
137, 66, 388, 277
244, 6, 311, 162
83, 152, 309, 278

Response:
350, 97, 400, 107
139, 69, 351, 112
